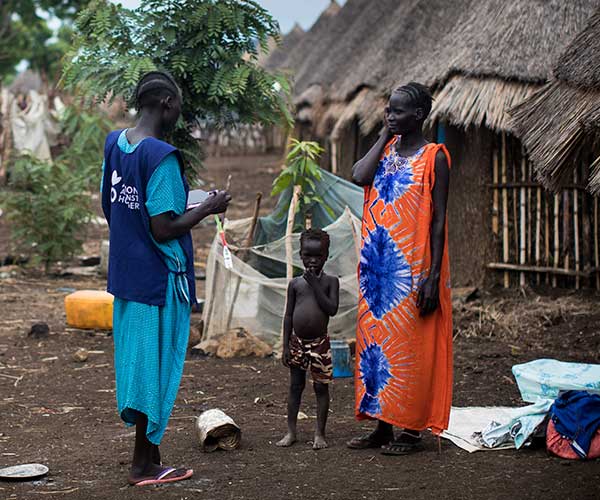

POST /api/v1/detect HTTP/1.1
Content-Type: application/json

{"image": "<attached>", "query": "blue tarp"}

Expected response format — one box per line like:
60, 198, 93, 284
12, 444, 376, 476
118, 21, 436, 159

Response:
253, 168, 364, 246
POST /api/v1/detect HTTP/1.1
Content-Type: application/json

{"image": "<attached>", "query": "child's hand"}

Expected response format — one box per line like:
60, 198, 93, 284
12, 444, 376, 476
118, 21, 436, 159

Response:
303, 269, 320, 288
282, 348, 291, 367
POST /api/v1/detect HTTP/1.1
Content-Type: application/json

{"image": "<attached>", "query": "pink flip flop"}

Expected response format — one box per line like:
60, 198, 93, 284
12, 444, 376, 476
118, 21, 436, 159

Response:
133, 467, 193, 487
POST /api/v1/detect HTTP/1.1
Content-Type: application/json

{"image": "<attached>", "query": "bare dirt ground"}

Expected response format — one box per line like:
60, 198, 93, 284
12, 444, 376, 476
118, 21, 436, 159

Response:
1, 154, 600, 500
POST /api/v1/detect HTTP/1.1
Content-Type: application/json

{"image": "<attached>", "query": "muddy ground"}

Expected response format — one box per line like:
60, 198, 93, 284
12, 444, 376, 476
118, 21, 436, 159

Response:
1, 154, 599, 500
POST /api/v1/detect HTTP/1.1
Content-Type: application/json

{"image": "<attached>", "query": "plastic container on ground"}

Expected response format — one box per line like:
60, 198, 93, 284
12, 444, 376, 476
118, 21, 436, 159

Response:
331, 339, 353, 378
64, 290, 114, 330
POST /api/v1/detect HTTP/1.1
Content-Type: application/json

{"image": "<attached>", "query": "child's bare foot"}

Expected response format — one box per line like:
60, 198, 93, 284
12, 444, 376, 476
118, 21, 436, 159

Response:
313, 434, 328, 450
276, 432, 297, 447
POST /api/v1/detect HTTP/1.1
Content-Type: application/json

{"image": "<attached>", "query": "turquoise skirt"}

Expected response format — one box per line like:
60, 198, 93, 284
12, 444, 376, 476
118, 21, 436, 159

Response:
113, 270, 190, 445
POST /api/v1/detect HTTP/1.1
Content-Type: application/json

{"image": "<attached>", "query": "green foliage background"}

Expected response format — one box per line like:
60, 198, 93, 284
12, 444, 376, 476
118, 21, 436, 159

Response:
62, 0, 293, 169
1, 104, 112, 269
0, 0, 87, 82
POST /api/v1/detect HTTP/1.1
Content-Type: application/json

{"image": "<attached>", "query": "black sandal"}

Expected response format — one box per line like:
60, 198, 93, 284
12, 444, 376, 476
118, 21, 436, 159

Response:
347, 432, 394, 450
380, 431, 424, 455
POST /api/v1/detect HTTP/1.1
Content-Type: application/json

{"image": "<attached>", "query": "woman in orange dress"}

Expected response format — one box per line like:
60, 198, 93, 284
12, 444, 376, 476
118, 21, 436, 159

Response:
347, 82, 452, 455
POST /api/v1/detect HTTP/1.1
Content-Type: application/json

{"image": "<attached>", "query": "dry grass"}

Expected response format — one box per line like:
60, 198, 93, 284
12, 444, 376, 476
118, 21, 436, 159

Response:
511, 81, 600, 191
511, 9, 600, 193
430, 74, 539, 133
555, 9, 600, 89
453, 291, 596, 340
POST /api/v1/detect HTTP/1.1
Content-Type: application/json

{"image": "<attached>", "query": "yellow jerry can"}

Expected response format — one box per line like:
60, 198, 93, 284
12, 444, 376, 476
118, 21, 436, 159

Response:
64, 290, 114, 330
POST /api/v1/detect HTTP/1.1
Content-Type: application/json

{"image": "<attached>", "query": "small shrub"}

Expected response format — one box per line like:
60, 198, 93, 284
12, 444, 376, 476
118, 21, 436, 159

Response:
58, 103, 113, 190
2, 154, 93, 271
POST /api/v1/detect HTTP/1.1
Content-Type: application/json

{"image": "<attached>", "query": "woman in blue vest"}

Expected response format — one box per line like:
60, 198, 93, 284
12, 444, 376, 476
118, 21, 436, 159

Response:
101, 71, 231, 486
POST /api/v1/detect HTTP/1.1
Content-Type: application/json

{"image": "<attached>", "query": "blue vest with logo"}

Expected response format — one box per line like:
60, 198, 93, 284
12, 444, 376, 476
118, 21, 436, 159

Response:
101, 130, 197, 307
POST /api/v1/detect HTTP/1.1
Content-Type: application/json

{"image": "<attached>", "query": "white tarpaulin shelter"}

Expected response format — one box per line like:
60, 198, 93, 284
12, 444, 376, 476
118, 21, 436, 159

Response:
202, 207, 362, 350
9, 90, 61, 161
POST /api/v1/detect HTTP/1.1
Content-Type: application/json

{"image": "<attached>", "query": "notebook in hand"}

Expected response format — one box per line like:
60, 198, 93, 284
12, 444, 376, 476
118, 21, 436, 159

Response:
187, 189, 210, 210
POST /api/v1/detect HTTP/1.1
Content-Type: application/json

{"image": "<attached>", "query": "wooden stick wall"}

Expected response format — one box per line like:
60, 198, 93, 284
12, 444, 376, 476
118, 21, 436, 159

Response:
487, 134, 600, 289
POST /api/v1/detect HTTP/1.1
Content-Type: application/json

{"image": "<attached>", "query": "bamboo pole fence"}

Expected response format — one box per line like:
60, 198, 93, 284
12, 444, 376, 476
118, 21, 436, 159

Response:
488, 135, 600, 289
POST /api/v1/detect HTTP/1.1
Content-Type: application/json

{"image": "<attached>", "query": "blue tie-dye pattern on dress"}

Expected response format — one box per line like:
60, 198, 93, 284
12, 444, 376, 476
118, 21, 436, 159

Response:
373, 149, 420, 205
360, 225, 412, 320
359, 342, 392, 415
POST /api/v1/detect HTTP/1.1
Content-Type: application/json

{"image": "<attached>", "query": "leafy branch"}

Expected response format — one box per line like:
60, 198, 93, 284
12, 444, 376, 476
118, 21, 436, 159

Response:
61, 0, 293, 174
271, 139, 334, 227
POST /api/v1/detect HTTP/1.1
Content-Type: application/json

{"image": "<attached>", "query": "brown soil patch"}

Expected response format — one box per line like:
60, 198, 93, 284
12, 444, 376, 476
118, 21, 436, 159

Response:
1, 154, 599, 499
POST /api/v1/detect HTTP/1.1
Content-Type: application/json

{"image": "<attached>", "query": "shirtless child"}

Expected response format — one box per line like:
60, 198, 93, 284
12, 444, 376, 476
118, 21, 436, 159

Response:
276, 229, 340, 450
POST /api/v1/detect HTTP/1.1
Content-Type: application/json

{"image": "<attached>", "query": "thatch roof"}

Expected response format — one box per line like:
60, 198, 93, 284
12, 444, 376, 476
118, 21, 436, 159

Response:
273, 0, 341, 81
292, 0, 468, 100
554, 10, 600, 89
428, 75, 538, 132
427, 0, 597, 133
291, 0, 470, 138
290, 0, 595, 140
512, 9, 600, 193
272, 0, 596, 152
263, 23, 305, 72
441, 0, 595, 84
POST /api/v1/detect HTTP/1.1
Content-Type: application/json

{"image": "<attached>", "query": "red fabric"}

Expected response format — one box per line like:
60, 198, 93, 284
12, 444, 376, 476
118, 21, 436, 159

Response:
546, 419, 600, 459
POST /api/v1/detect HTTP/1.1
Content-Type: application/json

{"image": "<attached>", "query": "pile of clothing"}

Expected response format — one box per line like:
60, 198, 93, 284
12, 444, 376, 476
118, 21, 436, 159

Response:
442, 359, 600, 459
547, 390, 600, 459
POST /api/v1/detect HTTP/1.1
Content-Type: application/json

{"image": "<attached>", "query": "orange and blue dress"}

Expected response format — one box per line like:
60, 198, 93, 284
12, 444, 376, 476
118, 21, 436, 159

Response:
354, 138, 453, 435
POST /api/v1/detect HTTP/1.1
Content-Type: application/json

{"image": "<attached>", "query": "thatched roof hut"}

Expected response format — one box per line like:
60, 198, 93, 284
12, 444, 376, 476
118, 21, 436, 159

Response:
263, 23, 305, 72
426, 0, 596, 134
277, 0, 472, 151
275, 0, 341, 81
512, 9, 600, 194
264, 0, 600, 289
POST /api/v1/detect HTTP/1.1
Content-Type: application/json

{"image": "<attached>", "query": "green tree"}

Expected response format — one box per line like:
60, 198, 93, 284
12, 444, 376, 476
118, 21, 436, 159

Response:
62, 0, 292, 170
0, 1, 87, 82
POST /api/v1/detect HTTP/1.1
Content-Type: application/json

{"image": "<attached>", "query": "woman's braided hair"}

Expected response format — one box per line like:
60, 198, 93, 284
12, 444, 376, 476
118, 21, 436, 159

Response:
133, 71, 181, 110
392, 82, 433, 119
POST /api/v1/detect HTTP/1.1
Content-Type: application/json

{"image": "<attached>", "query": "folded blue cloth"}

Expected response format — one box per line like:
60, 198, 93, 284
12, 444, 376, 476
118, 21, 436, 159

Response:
550, 390, 600, 458
512, 359, 600, 403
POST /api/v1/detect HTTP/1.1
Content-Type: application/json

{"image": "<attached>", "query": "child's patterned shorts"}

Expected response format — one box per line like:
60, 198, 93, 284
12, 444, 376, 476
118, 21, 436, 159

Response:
289, 334, 333, 384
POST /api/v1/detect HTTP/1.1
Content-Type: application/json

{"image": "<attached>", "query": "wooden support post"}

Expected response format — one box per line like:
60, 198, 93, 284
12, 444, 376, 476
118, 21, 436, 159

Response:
544, 195, 550, 285
527, 163, 532, 264
553, 193, 559, 288
225, 193, 263, 331
286, 185, 302, 281
535, 186, 541, 285
331, 140, 339, 174
501, 134, 509, 288
0, 95, 11, 186
512, 151, 519, 264
519, 155, 526, 287
563, 190, 570, 276
203, 258, 220, 338
573, 171, 580, 290
595, 196, 599, 290
581, 163, 592, 288
492, 148, 499, 236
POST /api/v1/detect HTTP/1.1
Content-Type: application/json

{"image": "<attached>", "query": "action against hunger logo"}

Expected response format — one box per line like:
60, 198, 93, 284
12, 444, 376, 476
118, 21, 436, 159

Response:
110, 170, 140, 210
